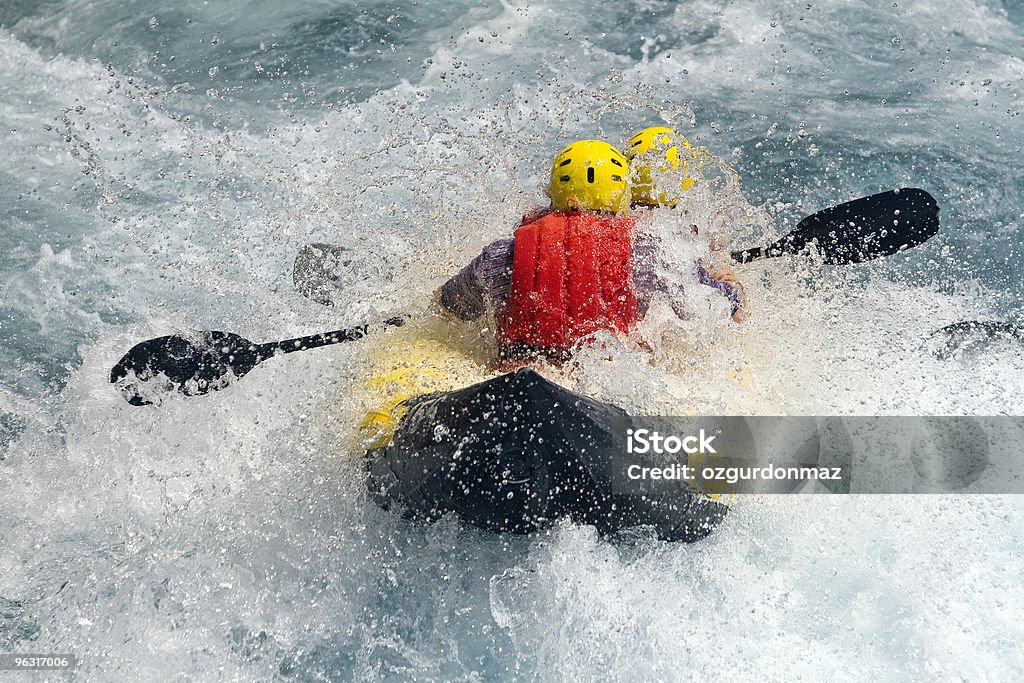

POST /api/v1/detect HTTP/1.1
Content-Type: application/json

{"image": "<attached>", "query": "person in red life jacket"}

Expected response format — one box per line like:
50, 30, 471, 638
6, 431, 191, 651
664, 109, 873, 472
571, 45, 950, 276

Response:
435, 139, 744, 364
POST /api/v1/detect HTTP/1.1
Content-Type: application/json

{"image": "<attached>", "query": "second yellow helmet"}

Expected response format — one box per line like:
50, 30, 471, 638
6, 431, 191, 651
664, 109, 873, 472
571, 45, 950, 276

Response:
626, 126, 698, 207
548, 140, 630, 214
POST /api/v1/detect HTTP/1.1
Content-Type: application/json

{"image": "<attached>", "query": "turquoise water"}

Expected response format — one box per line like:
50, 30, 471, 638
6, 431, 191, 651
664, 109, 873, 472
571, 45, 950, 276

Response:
2, 1, 1023, 680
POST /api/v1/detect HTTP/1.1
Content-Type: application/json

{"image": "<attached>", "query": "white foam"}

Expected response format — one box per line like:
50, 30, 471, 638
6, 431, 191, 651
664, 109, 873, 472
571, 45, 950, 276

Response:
2, 1, 1024, 678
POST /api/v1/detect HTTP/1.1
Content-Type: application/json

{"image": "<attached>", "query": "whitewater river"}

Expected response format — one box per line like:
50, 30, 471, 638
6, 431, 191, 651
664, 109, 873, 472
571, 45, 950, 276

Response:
2, 1, 1023, 680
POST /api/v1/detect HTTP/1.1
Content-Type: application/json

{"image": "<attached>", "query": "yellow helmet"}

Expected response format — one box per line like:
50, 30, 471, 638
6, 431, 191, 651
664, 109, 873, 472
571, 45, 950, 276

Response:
626, 126, 697, 207
548, 140, 630, 214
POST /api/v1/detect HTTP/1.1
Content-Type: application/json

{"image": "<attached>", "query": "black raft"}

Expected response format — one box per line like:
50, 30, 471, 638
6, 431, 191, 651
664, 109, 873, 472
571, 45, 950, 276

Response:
365, 368, 727, 542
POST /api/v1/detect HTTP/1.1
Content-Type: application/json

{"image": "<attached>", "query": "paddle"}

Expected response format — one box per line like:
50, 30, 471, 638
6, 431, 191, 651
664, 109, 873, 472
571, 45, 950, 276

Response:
730, 188, 939, 264
925, 320, 1024, 360
116, 188, 939, 406
110, 317, 405, 406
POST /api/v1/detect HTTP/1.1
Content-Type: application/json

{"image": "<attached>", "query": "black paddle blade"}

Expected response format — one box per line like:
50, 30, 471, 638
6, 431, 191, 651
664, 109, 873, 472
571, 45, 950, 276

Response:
732, 188, 940, 264
924, 320, 1024, 360
109, 331, 265, 406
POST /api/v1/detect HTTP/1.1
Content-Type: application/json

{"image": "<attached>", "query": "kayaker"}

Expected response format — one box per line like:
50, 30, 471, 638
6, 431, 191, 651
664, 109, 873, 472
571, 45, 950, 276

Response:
626, 125, 706, 207
435, 138, 745, 365
626, 125, 747, 322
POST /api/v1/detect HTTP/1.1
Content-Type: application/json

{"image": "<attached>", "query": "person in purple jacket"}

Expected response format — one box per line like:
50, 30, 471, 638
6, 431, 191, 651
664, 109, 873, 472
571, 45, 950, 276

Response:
436, 216, 745, 327
625, 125, 747, 323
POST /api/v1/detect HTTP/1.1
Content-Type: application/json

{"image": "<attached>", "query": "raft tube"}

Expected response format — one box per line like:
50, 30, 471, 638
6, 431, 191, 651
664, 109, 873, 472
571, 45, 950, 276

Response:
365, 368, 728, 542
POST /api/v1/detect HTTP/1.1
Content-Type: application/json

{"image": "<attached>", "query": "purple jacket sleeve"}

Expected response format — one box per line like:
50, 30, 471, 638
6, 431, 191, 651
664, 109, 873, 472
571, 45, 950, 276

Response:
696, 265, 743, 315
438, 238, 514, 321
632, 230, 742, 318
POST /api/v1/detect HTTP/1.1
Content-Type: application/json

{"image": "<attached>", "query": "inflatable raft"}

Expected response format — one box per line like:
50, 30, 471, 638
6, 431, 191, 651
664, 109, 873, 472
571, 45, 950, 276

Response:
365, 368, 728, 542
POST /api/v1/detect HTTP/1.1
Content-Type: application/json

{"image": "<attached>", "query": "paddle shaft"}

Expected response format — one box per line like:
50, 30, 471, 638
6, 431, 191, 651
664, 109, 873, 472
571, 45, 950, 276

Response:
257, 316, 406, 357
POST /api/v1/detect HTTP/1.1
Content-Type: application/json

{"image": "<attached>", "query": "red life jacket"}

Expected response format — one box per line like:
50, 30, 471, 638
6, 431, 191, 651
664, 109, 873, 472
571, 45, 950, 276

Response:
498, 211, 639, 356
